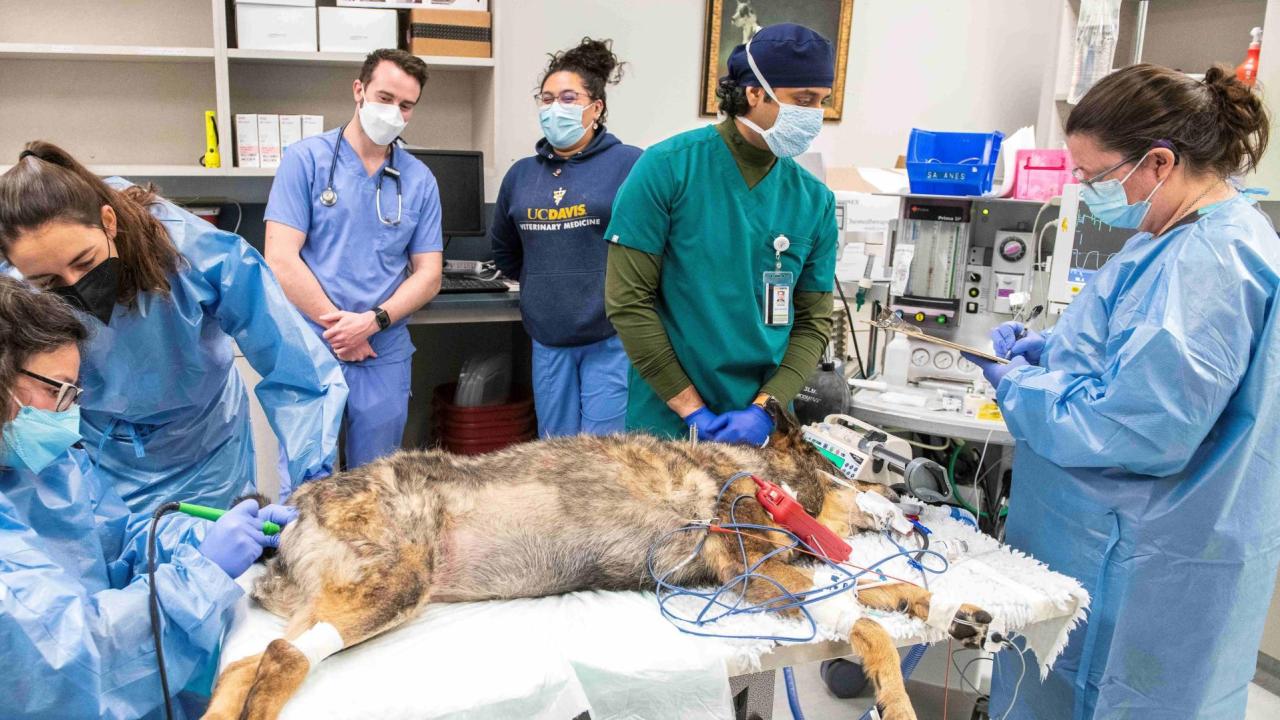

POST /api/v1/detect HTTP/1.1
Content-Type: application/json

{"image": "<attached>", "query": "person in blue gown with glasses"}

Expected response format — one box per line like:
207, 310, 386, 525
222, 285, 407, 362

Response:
0, 277, 296, 719
965, 63, 1280, 720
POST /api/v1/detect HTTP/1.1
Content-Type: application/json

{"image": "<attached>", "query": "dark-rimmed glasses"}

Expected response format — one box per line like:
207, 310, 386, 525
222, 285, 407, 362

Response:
19, 369, 83, 411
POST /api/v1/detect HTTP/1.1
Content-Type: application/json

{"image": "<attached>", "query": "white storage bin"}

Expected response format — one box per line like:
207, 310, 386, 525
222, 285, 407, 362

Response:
236, 0, 318, 52
319, 7, 398, 54
423, 0, 488, 10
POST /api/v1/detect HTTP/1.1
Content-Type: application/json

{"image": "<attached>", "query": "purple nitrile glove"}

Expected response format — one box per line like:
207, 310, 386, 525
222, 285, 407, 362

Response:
962, 353, 1030, 390
198, 499, 268, 578
683, 407, 720, 440
991, 322, 1046, 365
705, 405, 774, 446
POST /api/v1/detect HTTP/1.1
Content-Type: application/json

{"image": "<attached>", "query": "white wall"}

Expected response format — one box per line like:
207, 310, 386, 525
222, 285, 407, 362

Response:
493, 0, 1058, 180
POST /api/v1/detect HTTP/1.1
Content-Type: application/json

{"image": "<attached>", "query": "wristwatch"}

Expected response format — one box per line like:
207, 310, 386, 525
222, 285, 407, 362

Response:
372, 306, 391, 332
752, 392, 775, 409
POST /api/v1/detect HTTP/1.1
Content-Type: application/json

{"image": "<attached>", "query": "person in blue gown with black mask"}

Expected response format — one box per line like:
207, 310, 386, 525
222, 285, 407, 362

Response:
965, 64, 1280, 720
0, 141, 347, 513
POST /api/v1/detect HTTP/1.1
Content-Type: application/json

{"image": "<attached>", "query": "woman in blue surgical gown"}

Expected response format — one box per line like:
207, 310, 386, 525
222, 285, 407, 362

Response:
0, 141, 347, 513
0, 277, 295, 719
967, 64, 1280, 719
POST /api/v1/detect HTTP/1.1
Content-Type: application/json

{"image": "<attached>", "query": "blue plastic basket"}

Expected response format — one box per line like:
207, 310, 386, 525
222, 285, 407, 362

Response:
905, 129, 1005, 196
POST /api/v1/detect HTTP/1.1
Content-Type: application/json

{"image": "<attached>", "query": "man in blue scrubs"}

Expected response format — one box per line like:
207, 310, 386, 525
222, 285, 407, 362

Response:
265, 49, 443, 493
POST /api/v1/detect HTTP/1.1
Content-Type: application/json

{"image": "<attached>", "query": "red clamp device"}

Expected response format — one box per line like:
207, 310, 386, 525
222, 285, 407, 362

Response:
752, 475, 851, 563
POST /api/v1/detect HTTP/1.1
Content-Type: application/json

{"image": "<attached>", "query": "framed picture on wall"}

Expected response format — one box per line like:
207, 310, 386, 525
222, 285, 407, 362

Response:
701, 0, 854, 120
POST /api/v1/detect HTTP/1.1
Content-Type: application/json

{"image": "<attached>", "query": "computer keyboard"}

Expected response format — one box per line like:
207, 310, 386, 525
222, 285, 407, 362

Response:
439, 276, 511, 294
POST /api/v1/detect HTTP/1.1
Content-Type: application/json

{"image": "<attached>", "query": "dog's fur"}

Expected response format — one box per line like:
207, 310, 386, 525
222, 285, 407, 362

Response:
204, 408, 990, 720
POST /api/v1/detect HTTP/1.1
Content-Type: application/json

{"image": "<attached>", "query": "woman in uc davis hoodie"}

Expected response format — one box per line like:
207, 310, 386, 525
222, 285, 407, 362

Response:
490, 38, 641, 437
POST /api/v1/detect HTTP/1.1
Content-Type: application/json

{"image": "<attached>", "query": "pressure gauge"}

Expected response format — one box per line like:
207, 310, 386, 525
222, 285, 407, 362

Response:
958, 356, 977, 372
911, 348, 931, 367
933, 351, 955, 370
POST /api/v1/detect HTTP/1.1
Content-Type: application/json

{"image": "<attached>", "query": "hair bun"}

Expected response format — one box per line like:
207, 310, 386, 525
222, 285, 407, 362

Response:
559, 37, 624, 86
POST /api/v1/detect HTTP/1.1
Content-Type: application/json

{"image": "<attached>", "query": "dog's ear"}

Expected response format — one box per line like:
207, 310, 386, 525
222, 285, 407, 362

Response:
763, 397, 807, 450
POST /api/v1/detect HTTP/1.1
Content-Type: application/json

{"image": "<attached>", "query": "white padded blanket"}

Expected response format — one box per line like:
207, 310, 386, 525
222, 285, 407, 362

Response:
219, 504, 1087, 720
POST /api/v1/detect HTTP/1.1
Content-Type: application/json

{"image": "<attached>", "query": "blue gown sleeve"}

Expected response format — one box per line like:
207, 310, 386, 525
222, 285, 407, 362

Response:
489, 169, 523, 279
997, 227, 1263, 476
0, 494, 242, 720
187, 221, 349, 484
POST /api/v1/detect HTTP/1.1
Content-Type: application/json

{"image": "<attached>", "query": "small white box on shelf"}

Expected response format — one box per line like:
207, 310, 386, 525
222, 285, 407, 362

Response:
279, 115, 303, 150
319, 7, 398, 54
336, 1, 488, 10
236, 0, 318, 52
301, 115, 325, 138
235, 114, 260, 168
258, 114, 282, 168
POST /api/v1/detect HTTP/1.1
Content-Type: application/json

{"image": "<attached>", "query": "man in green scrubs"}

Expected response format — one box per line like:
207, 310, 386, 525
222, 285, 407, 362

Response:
605, 23, 838, 444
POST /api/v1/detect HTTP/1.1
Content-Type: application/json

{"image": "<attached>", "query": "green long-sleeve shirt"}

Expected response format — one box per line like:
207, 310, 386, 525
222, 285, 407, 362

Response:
604, 118, 834, 407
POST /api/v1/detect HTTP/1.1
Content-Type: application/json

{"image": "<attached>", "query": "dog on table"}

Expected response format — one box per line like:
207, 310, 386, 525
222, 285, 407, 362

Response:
204, 403, 991, 720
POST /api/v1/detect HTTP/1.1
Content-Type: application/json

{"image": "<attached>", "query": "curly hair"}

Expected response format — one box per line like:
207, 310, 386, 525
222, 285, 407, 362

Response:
541, 37, 625, 126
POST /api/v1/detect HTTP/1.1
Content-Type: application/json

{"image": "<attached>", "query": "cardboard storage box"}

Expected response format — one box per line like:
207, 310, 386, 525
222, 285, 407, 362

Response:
236, 0, 317, 52
408, 9, 491, 58
319, 6, 398, 53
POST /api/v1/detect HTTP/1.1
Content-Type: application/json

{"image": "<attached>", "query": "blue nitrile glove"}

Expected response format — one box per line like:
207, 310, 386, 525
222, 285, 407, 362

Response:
705, 405, 775, 446
962, 353, 1030, 390
991, 322, 1046, 365
258, 503, 299, 549
683, 407, 720, 440
199, 499, 274, 578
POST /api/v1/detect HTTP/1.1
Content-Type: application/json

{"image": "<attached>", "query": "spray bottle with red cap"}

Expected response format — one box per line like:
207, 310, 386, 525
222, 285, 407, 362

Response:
1237, 26, 1263, 87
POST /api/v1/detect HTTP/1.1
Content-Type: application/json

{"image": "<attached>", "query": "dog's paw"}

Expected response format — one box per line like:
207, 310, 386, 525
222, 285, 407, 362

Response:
877, 699, 918, 720
948, 604, 992, 649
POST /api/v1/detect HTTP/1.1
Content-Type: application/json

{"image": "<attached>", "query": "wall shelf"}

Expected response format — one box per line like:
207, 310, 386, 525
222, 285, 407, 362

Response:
0, 42, 214, 62
228, 48, 494, 70
1, 0, 499, 194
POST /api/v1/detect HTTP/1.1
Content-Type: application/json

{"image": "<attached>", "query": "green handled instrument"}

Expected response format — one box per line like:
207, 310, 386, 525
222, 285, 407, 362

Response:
178, 502, 281, 535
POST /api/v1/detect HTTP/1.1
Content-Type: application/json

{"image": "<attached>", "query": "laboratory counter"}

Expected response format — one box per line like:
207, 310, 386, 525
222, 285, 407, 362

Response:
409, 289, 521, 325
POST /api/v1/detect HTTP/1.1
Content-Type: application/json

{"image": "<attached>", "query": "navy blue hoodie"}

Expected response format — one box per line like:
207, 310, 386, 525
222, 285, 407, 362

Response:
490, 130, 642, 347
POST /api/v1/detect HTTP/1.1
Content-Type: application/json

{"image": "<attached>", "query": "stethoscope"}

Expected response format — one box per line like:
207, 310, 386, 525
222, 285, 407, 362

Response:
319, 123, 403, 226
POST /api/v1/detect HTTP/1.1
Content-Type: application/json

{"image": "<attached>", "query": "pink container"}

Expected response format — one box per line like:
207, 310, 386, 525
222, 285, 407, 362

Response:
1012, 149, 1074, 201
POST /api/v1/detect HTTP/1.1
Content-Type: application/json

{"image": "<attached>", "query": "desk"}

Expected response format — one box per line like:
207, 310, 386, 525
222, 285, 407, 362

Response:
850, 387, 1014, 447
408, 290, 521, 325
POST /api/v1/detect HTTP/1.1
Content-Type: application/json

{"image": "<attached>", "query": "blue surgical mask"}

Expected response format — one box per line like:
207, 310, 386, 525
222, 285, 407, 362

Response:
1, 402, 81, 473
736, 38, 826, 158
1080, 151, 1168, 229
539, 102, 588, 150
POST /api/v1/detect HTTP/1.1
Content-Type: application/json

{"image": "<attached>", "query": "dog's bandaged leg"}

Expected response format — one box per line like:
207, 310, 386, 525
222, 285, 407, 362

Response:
290, 622, 344, 671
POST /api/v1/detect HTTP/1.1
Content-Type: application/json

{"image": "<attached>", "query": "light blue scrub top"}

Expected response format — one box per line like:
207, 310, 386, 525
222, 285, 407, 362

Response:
265, 128, 444, 365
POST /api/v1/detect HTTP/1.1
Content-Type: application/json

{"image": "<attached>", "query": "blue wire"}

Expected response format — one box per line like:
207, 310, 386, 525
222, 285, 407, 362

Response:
647, 471, 951, 643
783, 666, 805, 720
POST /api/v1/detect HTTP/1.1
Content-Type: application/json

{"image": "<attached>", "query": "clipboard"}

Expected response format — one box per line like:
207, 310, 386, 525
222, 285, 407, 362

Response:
862, 320, 1010, 364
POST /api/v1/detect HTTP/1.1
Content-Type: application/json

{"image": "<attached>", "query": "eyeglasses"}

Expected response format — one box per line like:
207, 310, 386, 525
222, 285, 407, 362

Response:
19, 369, 83, 411
1071, 154, 1142, 189
534, 90, 592, 107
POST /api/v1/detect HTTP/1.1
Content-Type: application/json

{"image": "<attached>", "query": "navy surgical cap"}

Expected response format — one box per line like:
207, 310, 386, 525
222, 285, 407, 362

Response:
726, 23, 835, 89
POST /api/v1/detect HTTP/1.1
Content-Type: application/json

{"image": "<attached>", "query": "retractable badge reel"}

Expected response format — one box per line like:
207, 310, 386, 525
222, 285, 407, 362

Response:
763, 235, 793, 326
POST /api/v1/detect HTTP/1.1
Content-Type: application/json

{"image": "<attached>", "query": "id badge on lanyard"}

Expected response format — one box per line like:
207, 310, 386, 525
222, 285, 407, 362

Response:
763, 235, 793, 326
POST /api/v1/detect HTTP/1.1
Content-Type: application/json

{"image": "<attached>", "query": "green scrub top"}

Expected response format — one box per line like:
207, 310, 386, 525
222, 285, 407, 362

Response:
605, 124, 838, 438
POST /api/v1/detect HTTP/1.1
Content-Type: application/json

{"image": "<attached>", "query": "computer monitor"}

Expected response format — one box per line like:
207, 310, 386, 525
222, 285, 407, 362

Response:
405, 148, 485, 236
1047, 183, 1134, 313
